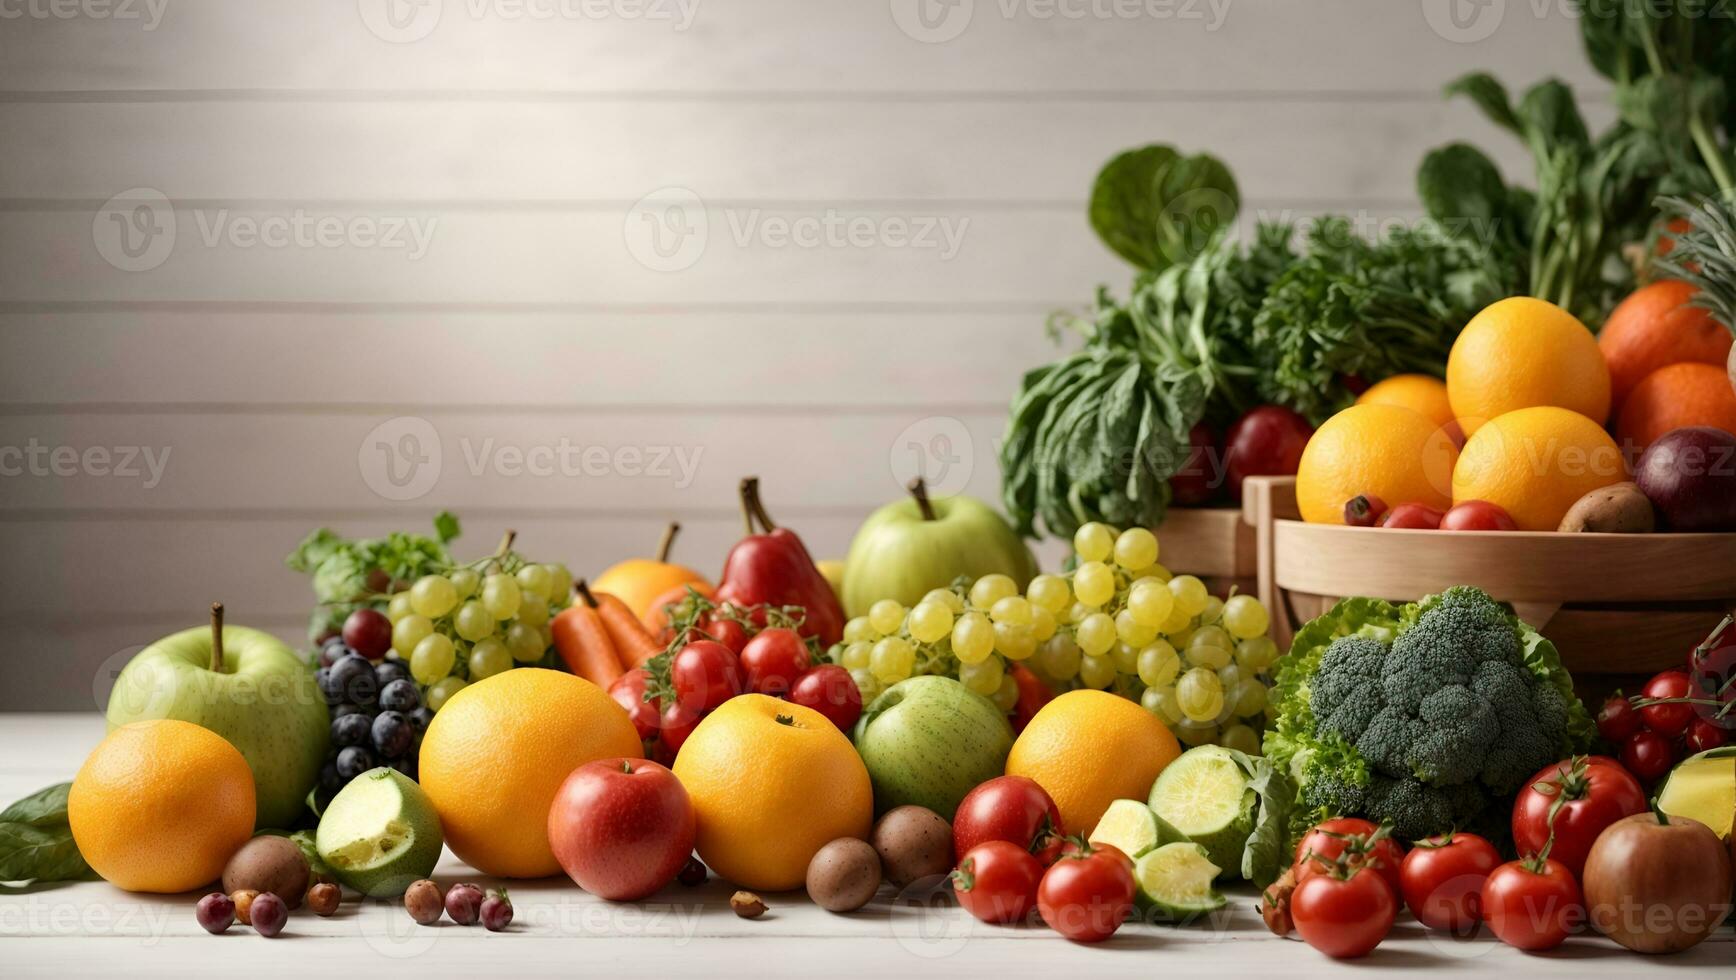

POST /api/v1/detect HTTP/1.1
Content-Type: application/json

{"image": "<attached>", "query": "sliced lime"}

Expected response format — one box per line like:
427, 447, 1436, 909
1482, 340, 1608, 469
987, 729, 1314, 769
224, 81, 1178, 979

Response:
1088, 798, 1183, 859
1134, 842, 1227, 923
315, 767, 443, 898
1147, 745, 1254, 877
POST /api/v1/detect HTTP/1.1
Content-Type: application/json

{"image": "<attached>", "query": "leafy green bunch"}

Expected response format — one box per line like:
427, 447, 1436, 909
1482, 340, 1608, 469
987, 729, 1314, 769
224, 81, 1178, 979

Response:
285, 512, 460, 641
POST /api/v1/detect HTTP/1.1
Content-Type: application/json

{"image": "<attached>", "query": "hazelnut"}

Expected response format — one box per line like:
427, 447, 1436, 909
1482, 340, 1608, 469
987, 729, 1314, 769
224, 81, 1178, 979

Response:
730, 891, 768, 919
404, 879, 445, 925
230, 889, 260, 926
305, 882, 341, 917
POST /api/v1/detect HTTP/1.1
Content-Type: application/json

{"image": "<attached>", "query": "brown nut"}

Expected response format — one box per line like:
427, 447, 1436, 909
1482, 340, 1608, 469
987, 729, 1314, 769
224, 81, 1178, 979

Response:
806, 838, 881, 913
1259, 868, 1297, 937
230, 889, 261, 926
305, 882, 340, 917
222, 836, 311, 910
870, 805, 954, 888
730, 891, 768, 919
404, 879, 445, 925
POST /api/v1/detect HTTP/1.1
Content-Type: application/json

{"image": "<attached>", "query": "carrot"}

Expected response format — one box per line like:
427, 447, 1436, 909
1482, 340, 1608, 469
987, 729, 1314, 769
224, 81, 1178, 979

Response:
551, 581, 623, 687
592, 587, 663, 670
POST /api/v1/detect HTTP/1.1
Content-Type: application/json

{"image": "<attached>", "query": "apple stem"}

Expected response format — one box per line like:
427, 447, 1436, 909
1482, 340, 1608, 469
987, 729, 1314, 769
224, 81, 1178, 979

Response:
575, 579, 601, 610
657, 522, 681, 563
209, 602, 225, 673
907, 477, 937, 521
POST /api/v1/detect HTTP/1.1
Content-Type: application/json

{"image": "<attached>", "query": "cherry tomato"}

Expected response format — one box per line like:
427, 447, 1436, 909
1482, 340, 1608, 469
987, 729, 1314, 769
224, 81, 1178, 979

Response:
1685, 716, 1728, 752
1381, 503, 1445, 529
1343, 494, 1388, 527
1595, 695, 1643, 743
1223, 406, 1313, 502
952, 841, 1043, 925
1399, 832, 1500, 933
737, 628, 810, 697
1620, 729, 1676, 783
1294, 818, 1404, 903
670, 640, 743, 714
1511, 756, 1646, 880
1169, 421, 1220, 506
1291, 864, 1396, 958
1639, 670, 1695, 737
692, 617, 749, 655
1036, 843, 1136, 943
1481, 858, 1582, 951
953, 776, 1065, 864
787, 664, 862, 732
1439, 500, 1519, 531
657, 701, 700, 758
1688, 616, 1736, 733
607, 668, 661, 741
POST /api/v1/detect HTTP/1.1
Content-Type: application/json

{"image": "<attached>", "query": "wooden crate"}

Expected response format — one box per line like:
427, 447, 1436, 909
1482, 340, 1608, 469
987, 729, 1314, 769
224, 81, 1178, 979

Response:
1156, 505, 1258, 599
1243, 476, 1736, 697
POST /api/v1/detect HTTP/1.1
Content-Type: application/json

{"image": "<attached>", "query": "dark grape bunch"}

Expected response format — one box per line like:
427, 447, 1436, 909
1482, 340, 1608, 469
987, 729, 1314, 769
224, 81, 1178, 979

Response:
314, 633, 432, 811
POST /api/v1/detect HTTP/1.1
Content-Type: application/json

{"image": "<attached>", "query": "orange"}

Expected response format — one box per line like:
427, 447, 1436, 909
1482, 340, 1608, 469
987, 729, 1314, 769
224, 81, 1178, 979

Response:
1616, 362, 1736, 453
1356, 374, 1457, 433
1447, 297, 1611, 435
1004, 690, 1180, 835
1599, 281, 1732, 410
1452, 406, 1627, 531
68, 720, 255, 893
672, 695, 871, 891
593, 560, 710, 621
419, 668, 641, 878
1294, 403, 1459, 524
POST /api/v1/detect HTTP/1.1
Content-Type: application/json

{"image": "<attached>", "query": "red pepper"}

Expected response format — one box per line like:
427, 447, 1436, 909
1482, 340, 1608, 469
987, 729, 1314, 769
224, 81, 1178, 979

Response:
1009, 663, 1054, 734
713, 477, 845, 646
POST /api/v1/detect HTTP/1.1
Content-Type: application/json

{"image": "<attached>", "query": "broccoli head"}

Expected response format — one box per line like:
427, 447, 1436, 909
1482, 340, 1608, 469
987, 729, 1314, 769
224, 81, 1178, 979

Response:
1264, 587, 1593, 842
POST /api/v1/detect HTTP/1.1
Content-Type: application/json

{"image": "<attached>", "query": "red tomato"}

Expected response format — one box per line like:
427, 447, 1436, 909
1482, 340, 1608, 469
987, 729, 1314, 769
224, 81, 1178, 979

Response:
1595, 695, 1643, 743
953, 776, 1065, 863
1291, 864, 1396, 958
1620, 730, 1676, 783
1399, 833, 1500, 933
1685, 716, 1728, 752
657, 702, 700, 758
1511, 756, 1646, 880
1381, 503, 1445, 529
1036, 844, 1136, 943
607, 668, 661, 741
951, 841, 1043, 925
692, 617, 749, 655
1223, 406, 1314, 502
1481, 859, 1582, 951
1008, 664, 1054, 734
670, 640, 743, 714
1343, 494, 1388, 527
1169, 421, 1220, 506
737, 628, 810, 697
1639, 670, 1695, 737
1440, 500, 1519, 531
1294, 818, 1404, 903
787, 664, 862, 733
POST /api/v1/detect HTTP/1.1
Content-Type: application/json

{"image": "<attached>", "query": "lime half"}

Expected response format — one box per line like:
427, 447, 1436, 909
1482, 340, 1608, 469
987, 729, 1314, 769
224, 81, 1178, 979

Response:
1147, 745, 1254, 876
1088, 799, 1183, 859
315, 767, 443, 898
1134, 842, 1227, 923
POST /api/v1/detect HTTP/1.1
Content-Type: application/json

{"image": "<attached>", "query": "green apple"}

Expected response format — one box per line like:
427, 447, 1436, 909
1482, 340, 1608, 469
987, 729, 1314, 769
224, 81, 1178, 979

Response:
842, 480, 1038, 618
106, 604, 329, 828
853, 675, 1014, 819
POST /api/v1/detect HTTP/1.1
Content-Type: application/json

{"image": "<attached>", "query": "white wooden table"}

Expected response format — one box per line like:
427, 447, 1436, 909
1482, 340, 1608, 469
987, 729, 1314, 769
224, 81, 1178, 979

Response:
2, 714, 1730, 977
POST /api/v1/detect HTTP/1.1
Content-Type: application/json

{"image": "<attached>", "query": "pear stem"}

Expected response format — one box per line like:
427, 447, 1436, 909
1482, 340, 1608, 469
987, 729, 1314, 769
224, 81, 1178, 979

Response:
908, 477, 937, 521
744, 477, 778, 532
739, 477, 760, 536
209, 602, 225, 673
575, 579, 601, 610
657, 522, 681, 563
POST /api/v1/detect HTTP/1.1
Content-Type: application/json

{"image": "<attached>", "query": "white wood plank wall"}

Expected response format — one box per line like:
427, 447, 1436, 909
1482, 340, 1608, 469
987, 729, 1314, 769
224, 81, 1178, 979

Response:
0, 0, 1601, 707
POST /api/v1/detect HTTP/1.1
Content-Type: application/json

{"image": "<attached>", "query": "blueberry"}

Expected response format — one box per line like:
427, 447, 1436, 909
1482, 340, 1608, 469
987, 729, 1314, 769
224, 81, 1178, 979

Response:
372, 711, 414, 759
375, 659, 412, 689
336, 745, 376, 780
408, 706, 436, 733
390, 756, 417, 779
316, 667, 342, 706
329, 654, 378, 707
318, 760, 345, 793
379, 678, 420, 713
332, 703, 372, 719
332, 712, 373, 748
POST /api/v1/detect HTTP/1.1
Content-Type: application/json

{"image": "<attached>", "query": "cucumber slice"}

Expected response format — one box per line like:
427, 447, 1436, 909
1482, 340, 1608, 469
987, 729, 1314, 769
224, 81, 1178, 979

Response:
1147, 745, 1255, 877
1088, 799, 1185, 859
1134, 842, 1227, 923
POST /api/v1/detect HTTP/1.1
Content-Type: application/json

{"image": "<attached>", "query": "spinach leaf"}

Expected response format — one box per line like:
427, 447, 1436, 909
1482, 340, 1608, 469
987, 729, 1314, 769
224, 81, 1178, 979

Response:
0, 782, 95, 885
0, 782, 72, 827
1089, 145, 1239, 274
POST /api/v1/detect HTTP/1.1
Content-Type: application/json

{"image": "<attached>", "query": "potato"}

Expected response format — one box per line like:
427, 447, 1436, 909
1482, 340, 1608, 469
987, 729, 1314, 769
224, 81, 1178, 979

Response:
1558, 481, 1656, 533
870, 806, 953, 888
222, 835, 311, 910
805, 838, 881, 912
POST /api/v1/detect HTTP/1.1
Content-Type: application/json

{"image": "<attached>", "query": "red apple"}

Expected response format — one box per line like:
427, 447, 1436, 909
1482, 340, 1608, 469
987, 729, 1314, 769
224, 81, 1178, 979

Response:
548, 758, 695, 901
1169, 421, 1220, 506
1223, 406, 1314, 502
788, 664, 863, 732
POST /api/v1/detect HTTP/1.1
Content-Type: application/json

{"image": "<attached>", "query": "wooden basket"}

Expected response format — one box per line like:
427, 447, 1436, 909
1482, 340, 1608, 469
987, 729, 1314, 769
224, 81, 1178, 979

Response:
1243, 476, 1736, 696
1157, 505, 1258, 599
